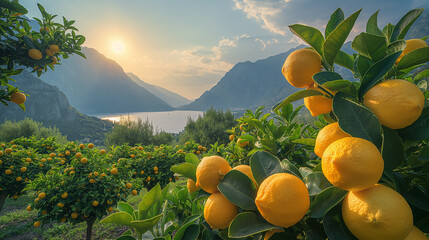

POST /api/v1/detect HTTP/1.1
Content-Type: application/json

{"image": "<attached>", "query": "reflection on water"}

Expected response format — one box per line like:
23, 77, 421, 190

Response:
95, 111, 203, 133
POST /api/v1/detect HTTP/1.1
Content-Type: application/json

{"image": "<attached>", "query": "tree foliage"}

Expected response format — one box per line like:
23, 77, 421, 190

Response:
0, 118, 66, 142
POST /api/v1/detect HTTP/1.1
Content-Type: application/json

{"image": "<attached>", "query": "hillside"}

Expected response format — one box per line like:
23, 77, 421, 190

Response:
0, 70, 114, 143
40, 47, 173, 115
127, 73, 191, 108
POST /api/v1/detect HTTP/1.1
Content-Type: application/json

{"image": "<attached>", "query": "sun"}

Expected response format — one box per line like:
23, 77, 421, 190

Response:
111, 40, 125, 54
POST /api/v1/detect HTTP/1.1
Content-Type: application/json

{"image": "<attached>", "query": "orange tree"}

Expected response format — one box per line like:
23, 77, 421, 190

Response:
170, 8, 429, 239
0, 0, 85, 108
0, 141, 54, 213
29, 144, 133, 240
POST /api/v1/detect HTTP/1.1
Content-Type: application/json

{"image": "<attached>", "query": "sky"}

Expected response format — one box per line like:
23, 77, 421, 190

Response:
21, 0, 429, 99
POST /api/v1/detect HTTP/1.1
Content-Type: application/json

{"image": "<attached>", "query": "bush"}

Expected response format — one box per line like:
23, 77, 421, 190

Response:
179, 107, 236, 146
0, 118, 67, 143
105, 117, 173, 146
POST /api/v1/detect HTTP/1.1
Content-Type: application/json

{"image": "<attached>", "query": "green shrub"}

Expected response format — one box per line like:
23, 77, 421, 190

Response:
0, 118, 67, 143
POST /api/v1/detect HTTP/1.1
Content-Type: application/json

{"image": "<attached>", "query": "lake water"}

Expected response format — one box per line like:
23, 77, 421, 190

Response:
95, 111, 204, 133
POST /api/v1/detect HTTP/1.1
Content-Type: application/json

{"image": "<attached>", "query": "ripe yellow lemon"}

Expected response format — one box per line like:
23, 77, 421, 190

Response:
111, 168, 118, 175
100, 149, 106, 154
126, 183, 132, 189
38, 192, 46, 199
50, 45, 60, 53
342, 184, 413, 240
88, 143, 94, 149
314, 122, 350, 158
204, 192, 238, 229
396, 39, 428, 64
92, 201, 99, 207
229, 135, 235, 141
5, 148, 12, 154
404, 226, 428, 240
282, 48, 321, 88
34, 221, 41, 228
108, 207, 114, 212
237, 138, 249, 147
131, 190, 138, 196
232, 165, 258, 187
322, 137, 384, 191
80, 158, 88, 164
71, 212, 79, 219
28, 49, 42, 60
187, 179, 200, 194
61, 192, 68, 199
255, 173, 309, 228
364, 79, 425, 129
304, 83, 335, 117
11, 92, 26, 105
196, 156, 231, 193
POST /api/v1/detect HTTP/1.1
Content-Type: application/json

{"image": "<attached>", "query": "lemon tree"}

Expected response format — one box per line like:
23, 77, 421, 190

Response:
29, 144, 132, 240
170, 8, 429, 240
0, 0, 85, 109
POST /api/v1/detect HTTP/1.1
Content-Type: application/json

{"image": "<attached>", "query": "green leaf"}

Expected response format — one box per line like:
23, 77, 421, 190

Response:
304, 172, 333, 196
185, 153, 199, 165
323, 205, 358, 240
292, 138, 315, 146
397, 47, 429, 70
333, 93, 383, 148
289, 24, 325, 56
366, 10, 384, 36
173, 215, 200, 240
334, 50, 354, 71
381, 126, 405, 171
398, 115, 429, 140
272, 89, 323, 111
250, 151, 283, 185
358, 51, 402, 100
324, 9, 362, 68
228, 212, 277, 238
116, 236, 136, 240
325, 8, 345, 38
100, 212, 133, 226
0, 0, 28, 13
308, 186, 348, 218
170, 163, 197, 182
383, 23, 395, 41
322, 80, 352, 92
138, 183, 161, 219
352, 33, 387, 62
280, 159, 302, 179
313, 71, 343, 85
390, 8, 424, 41
415, 69, 429, 82
218, 170, 258, 210
386, 40, 406, 55
354, 55, 374, 78
181, 225, 200, 240
130, 214, 163, 235
117, 202, 135, 219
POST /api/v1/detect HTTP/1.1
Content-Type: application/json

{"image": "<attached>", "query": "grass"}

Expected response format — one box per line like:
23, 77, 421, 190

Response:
0, 189, 150, 240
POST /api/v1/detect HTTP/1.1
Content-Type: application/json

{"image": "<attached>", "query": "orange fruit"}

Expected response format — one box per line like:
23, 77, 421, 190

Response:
404, 226, 428, 240
314, 122, 350, 158
92, 201, 99, 207
364, 79, 425, 129
131, 190, 138, 196
80, 158, 88, 164
196, 156, 231, 193
232, 165, 258, 187
255, 173, 309, 228
108, 207, 114, 212
237, 138, 249, 147
342, 184, 413, 240
61, 217, 67, 223
26, 205, 32, 211
45, 49, 54, 56
71, 212, 79, 219
16, 176, 22, 181
51, 57, 57, 65
204, 192, 238, 229
282, 48, 321, 88
264, 229, 285, 240
111, 168, 118, 175
5, 148, 12, 154
88, 143, 94, 149
89, 179, 96, 184
75, 152, 82, 158
28, 49, 42, 60
100, 149, 106, 154
5, 169, 12, 174
49, 45, 60, 53
34, 221, 41, 228
38, 192, 46, 199
304, 83, 335, 117
61, 192, 68, 199
126, 183, 132, 189
396, 39, 428, 64
10, 92, 26, 105
187, 179, 200, 194
21, 167, 27, 172
229, 135, 235, 141
322, 137, 384, 191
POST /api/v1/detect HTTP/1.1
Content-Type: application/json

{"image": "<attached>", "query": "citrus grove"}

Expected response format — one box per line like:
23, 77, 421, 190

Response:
0, 4, 429, 240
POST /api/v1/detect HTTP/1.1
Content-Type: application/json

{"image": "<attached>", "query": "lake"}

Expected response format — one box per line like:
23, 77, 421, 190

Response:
95, 110, 204, 133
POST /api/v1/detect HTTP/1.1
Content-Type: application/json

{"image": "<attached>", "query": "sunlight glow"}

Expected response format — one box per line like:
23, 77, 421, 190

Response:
111, 40, 125, 54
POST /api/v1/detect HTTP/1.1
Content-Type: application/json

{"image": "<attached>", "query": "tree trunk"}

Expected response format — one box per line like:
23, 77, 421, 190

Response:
86, 218, 95, 240
0, 191, 8, 213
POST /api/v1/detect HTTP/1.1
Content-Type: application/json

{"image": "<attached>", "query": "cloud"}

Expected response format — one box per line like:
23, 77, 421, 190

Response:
234, 0, 290, 35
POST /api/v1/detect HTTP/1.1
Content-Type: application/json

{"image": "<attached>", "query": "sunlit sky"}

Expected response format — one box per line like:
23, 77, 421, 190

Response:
22, 0, 428, 99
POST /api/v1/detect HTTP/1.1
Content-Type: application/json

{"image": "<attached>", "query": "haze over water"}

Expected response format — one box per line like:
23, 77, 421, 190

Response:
95, 110, 204, 133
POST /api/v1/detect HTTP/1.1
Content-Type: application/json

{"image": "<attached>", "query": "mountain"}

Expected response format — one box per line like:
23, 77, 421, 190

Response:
126, 73, 191, 108
0, 70, 114, 143
40, 47, 173, 115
